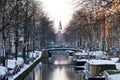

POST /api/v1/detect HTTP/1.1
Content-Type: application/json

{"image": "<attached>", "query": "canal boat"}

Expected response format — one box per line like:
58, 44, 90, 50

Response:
83, 60, 116, 80
104, 70, 120, 80
73, 50, 88, 63
74, 59, 87, 71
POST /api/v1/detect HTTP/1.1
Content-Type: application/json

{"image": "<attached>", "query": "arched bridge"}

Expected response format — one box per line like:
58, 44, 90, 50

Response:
40, 48, 83, 64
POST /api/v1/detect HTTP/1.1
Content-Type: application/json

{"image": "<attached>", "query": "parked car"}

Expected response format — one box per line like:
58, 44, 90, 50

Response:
17, 52, 23, 57
0, 66, 8, 80
7, 59, 20, 76
16, 57, 24, 68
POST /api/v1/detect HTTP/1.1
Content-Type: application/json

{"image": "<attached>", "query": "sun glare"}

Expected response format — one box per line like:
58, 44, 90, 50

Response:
37, 0, 73, 30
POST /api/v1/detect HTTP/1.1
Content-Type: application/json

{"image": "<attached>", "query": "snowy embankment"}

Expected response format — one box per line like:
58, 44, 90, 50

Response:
8, 51, 42, 80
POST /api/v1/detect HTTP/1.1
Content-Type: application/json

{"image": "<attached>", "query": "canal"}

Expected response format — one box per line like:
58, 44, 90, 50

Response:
24, 64, 81, 80
24, 50, 82, 80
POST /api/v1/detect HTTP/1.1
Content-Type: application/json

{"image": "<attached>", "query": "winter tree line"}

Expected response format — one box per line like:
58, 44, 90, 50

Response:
0, 0, 56, 65
64, 0, 120, 51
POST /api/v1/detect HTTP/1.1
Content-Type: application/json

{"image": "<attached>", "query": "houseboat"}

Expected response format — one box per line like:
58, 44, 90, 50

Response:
83, 60, 116, 80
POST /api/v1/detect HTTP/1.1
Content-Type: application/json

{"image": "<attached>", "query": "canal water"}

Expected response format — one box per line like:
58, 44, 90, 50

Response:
24, 52, 82, 80
24, 63, 81, 80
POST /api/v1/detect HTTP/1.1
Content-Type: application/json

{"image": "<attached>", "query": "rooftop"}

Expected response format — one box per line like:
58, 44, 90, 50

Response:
87, 60, 115, 65
109, 74, 120, 80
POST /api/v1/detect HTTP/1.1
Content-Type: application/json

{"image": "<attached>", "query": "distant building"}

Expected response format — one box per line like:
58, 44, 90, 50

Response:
56, 20, 65, 47
58, 20, 62, 33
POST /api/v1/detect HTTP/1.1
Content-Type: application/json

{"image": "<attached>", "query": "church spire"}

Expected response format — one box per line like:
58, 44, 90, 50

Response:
59, 20, 62, 31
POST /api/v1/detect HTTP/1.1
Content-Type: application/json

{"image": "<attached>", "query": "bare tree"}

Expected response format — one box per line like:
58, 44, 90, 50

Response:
0, 0, 56, 65
65, 0, 120, 51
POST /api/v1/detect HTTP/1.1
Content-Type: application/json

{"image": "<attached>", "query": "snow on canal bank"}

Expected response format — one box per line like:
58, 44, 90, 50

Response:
8, 51, 42, 80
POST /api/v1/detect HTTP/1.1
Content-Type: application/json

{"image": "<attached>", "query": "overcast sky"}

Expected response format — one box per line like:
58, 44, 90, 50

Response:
36, 0, 74, 30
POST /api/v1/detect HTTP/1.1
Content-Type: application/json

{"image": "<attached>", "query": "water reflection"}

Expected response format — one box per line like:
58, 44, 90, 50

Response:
34, 63, 42, 80
42, 65, 81, 80
50, 67, 68, 80
24, 64, 81, 80
24, 51, 82, 80
24, 63, 42, 80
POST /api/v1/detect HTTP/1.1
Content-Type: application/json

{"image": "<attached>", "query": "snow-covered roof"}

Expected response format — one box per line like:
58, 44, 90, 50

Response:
74, 51, 87, 55
109, 74, 120, 80
116, 63, 120, 70
111, 58, 119, 63
89, 51, 107, 58
89, 51, 96, 55
87, 60, 115, 65
76, 59, 88, 62
106, 70, 120, 80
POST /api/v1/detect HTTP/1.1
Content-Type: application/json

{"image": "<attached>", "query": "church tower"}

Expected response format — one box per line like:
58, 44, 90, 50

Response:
57, 20, 64, 46
58, 20, 62, 33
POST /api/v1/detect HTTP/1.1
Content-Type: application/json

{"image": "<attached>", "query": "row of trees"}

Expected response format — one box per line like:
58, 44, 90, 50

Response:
0, 0, 56, 65
64, 0, 120, 51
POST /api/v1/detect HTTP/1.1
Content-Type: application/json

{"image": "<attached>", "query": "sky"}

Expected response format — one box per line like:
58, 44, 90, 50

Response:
36, 0, 74, 31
